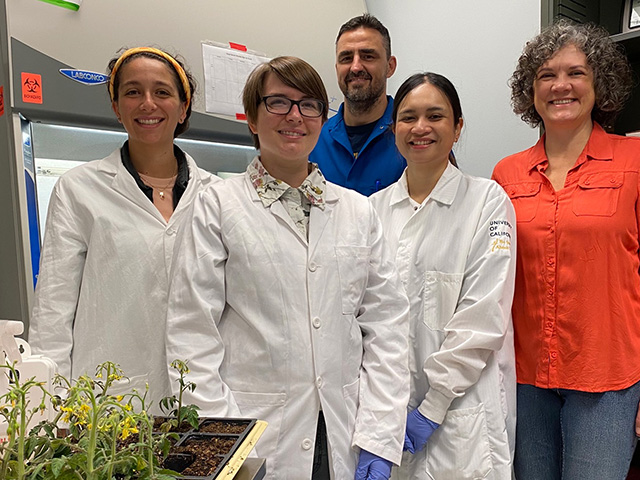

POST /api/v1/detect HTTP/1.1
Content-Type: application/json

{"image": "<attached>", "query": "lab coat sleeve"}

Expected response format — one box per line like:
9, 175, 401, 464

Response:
352, 203, 410, 466
29, 182, 87, 380
419, 188, 516, 424
165, 188, 240, 416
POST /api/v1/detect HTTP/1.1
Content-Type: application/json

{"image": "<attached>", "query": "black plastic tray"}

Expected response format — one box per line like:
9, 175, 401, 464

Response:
161, 417, 257, 479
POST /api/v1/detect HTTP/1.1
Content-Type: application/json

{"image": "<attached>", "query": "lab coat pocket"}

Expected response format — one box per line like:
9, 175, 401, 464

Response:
426, 403, 492, 479
335, 246, 372, 315
423, 271, 463, 331
232, 391, 286, 472
573, 172, 623, 216
503, 182, 541, 223
342, 377, 360, 435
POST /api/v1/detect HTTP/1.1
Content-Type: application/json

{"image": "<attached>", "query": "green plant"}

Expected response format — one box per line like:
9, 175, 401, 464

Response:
0, 361, 178, 480
158, 360, 200, 433
0, 361, 52, 480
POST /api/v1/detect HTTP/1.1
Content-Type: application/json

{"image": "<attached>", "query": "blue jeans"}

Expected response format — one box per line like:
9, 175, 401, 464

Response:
515, 382, 640, 480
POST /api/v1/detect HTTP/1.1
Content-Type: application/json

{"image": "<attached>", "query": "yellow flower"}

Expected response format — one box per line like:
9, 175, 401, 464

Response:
118, 416, 139, 440
120, 424, 139, 440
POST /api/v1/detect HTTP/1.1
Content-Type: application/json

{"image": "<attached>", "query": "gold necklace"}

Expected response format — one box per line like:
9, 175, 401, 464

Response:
140, 163, 178, 200
143, 177, 175, 200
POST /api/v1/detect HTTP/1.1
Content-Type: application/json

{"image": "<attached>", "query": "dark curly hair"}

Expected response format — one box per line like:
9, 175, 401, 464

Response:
107, 47, 196, 138
510, 20, 632, 129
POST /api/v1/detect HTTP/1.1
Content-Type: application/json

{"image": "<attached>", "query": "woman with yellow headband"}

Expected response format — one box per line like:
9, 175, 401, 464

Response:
29, 47, 217, 404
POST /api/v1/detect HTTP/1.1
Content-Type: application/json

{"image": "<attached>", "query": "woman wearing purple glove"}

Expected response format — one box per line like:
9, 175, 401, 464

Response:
370, 73, 517, 479
166, 56, 410, 480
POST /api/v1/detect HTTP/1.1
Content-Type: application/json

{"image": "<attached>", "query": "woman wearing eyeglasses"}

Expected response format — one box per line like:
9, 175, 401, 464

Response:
166, 56, 410, 480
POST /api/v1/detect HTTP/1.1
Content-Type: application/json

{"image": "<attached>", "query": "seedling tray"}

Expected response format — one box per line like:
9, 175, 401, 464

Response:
161, 417, 260, 479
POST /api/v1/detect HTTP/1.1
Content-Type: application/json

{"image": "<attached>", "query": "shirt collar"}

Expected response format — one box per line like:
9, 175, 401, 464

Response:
389, 162, 461, 207
526, 122, 613, 172
248, 156, 326, 210
335, 95, 394, 128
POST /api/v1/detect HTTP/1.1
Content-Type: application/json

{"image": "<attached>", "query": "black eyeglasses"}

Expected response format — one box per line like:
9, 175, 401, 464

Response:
262, 96, 325, 118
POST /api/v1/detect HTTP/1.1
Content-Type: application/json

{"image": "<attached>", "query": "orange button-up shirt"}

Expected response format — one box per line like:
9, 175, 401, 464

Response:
492, 123, 640, 392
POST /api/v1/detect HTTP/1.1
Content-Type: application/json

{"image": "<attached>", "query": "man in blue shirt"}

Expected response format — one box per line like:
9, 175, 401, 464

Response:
309, 14, 405, 196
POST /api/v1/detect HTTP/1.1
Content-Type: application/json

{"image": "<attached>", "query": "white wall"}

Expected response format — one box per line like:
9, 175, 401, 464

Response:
7, 0, 542, 177
6, 0, 368, 115
367, 0, 541, 178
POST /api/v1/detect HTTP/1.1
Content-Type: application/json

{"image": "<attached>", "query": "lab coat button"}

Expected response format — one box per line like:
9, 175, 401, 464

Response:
308, 262, 317, 272
301, 438, 313, 450
166, 228, 176, 235
316, 377, 323, 388
312, 317, 321, 329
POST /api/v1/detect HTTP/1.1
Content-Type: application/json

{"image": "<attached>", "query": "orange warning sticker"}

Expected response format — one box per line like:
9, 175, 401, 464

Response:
0, 86, 4, 117
21, 73, 43, 104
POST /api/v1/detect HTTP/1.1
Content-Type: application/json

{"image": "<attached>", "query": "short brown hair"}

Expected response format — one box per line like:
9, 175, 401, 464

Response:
242, 56, 328, 149
336, 14, 392, 59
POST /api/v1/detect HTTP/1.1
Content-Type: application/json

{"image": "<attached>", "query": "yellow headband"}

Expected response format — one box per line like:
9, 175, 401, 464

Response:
108, 47, 191, 108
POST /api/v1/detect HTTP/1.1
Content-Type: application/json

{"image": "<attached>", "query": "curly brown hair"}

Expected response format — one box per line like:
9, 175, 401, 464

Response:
510, 20, 632, 128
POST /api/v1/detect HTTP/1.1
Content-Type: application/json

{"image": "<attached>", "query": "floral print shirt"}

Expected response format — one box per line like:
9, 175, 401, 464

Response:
248, 156, 326, 238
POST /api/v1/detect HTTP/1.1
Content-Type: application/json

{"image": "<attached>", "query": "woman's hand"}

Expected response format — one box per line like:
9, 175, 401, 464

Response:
403, 408, 440, 453
635, 400, 640, 436
355, 449, 392, 480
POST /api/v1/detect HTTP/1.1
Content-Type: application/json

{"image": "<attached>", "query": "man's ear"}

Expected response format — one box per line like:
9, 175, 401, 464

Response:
386, 56, 397, 78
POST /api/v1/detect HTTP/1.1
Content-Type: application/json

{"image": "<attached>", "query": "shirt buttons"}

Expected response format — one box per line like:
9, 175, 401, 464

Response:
550, 352, 558, 359
301, 438, 313, 450
166, 228, 176, 236
546, 322, 553, 328
547, 259, 554, 266
548, 289, 554, 296
316, 377, 323, 388
308, 262, 317, 272
312, 317, 321, 329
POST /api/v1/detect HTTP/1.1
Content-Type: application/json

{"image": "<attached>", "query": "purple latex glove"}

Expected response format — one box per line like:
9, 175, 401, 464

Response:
403, 408, 440, 454
354, 449, 392, 480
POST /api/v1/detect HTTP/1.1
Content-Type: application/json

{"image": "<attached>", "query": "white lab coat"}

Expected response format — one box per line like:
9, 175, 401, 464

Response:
30, 147, 217, 406
166, 164, 410, 479
371, 164, 516, 480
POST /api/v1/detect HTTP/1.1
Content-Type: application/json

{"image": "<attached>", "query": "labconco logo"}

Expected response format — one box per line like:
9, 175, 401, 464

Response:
59, 69, 108, 85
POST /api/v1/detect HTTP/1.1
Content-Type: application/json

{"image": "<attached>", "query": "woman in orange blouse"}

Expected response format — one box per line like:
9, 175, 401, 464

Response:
493, 20, 640, 479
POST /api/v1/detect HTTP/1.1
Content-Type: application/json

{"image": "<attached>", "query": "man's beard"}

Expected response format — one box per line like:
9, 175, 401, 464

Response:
341, 72, 385, 115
